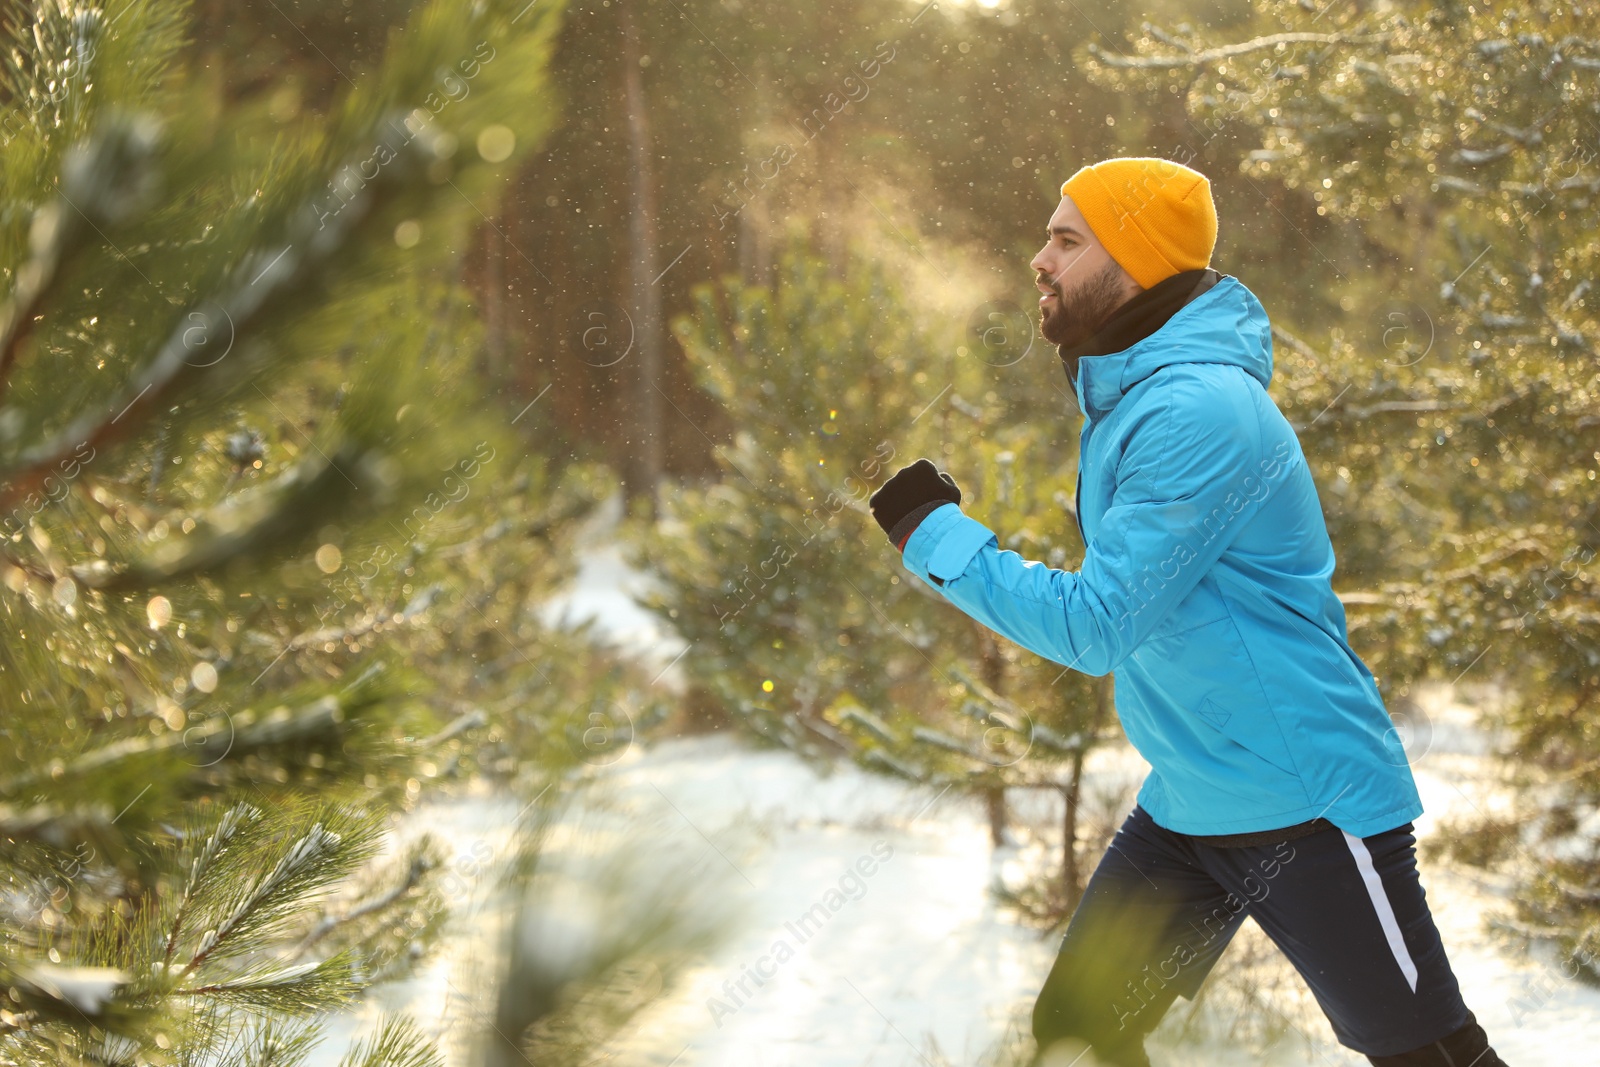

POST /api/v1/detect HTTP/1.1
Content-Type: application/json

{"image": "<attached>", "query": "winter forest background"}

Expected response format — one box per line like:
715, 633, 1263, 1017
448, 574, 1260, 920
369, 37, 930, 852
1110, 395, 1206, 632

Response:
1, 0, 1597, 1063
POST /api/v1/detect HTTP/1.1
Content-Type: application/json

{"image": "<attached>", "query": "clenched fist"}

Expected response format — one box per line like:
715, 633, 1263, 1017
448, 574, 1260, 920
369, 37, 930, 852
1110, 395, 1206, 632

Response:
869, 458, 962, 551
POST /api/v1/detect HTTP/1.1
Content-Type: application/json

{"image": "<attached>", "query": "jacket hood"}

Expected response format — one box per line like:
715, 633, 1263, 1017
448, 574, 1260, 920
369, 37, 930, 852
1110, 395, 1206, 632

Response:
1072, 274, 1275, 420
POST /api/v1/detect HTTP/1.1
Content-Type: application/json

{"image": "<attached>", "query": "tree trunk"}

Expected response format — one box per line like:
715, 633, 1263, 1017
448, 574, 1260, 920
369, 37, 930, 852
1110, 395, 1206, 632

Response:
978, 627, 1008, 847
1061, 750, 1085, 912
1062, 672, 1116, 910
984, 786, 1008, 849
738, 192, 772, 292
483, 192, 507, 381
617, 0, 663, 518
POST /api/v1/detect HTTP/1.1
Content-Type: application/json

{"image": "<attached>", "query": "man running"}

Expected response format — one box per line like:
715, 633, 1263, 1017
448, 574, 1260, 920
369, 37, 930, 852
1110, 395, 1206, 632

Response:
868, 157, 1507, 1067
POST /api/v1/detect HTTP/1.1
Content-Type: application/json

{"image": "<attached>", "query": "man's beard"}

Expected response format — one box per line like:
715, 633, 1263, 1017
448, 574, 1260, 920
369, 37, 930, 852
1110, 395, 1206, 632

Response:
1038, 259, 1127, 348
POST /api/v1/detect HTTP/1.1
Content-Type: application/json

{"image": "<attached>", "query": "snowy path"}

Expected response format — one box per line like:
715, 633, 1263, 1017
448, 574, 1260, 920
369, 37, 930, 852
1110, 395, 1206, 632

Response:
575, 733, 1063, 1067
310, 508, 1600, 1065
316, 725, 1600, 1066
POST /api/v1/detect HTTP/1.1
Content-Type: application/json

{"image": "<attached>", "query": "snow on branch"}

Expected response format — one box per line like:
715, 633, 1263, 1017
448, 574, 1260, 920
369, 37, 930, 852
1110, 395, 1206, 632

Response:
1088, 30, 1392, 69
0, 696, 349, 797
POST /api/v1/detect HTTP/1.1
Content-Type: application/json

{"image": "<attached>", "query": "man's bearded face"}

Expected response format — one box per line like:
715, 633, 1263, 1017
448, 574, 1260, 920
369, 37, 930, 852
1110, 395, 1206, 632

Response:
1038, 257, 1128, 348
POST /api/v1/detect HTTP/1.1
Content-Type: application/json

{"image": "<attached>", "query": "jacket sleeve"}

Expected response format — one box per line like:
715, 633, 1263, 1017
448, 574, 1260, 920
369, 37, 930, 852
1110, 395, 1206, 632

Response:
899, 373, 1286, 677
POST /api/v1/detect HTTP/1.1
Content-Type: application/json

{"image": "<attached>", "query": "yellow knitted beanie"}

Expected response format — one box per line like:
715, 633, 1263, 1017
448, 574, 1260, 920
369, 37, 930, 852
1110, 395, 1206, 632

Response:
1059, 157, 1218, 289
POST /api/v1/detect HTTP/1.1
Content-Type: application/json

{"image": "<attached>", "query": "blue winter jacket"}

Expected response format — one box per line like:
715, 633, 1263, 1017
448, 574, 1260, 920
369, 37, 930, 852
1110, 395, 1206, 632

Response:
900, 274, 1423, 838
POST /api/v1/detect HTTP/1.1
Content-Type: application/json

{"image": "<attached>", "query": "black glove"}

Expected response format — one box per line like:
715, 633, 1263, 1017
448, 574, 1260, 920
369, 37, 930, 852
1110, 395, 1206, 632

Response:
870, 459, 961, 551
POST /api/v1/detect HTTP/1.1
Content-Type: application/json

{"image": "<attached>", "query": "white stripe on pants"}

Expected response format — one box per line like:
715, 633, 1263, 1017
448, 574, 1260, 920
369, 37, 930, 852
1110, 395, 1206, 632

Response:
1341, 828, 1420, 993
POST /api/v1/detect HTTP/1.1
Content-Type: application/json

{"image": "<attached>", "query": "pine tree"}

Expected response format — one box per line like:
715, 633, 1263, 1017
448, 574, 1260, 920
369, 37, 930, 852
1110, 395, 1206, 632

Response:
633, 228, 1122, 917
0, 0, 696, 1061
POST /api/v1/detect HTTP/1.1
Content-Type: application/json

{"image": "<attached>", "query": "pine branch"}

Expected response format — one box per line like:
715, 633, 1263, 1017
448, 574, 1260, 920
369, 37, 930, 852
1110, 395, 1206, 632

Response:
80, 442, 377, 591
0, 121, 397, 511
837, 705, 898, 746
1141, 22, 1194, 53
910, 725, 974, 757
0, 106, 160, 397
197, 1017, 323, 1067
1087, 30, 1392, 69
335, 1015, 440, 1067
0, 0, 572, 1062
179, 825, 343, 977
415, 709, 488, 748
304, 587, 443, 648
0, 803, 114, 850
1288, 398, 1458, 433
861, 748, 923, 781
178, 810, 379, 979
0, 961, 133, 1033
0, 695, 349, 797
0, 0, 106, 144
1270, 323, 1321, 362
945, 665, 1020, 717
165, 804, 263, 965
791, 707, 852, 753
289, 849, 434, 961
0, 0, 566, 512
170, 953, 359, 1015
483, 813, 731, 1067
431, 493, 598, 559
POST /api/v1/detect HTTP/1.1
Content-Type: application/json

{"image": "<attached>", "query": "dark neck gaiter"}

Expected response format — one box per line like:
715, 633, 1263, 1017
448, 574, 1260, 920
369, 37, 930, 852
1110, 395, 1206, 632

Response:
1059, 267, 1222, 393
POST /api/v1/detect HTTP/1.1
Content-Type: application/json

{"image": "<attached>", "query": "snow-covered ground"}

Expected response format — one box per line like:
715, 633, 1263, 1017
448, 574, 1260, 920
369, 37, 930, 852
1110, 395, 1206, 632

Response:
534, 490, 690, 691
314, 498, 1600, 1065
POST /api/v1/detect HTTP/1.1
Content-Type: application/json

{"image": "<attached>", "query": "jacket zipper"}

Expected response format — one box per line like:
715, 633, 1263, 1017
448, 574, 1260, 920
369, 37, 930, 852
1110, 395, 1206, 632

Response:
1073, 417, 1092, 545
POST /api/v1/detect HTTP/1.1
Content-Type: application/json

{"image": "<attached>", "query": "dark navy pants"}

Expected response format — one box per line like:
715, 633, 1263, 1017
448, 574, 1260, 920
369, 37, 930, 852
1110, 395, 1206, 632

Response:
1031, 805, 1498, 1065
